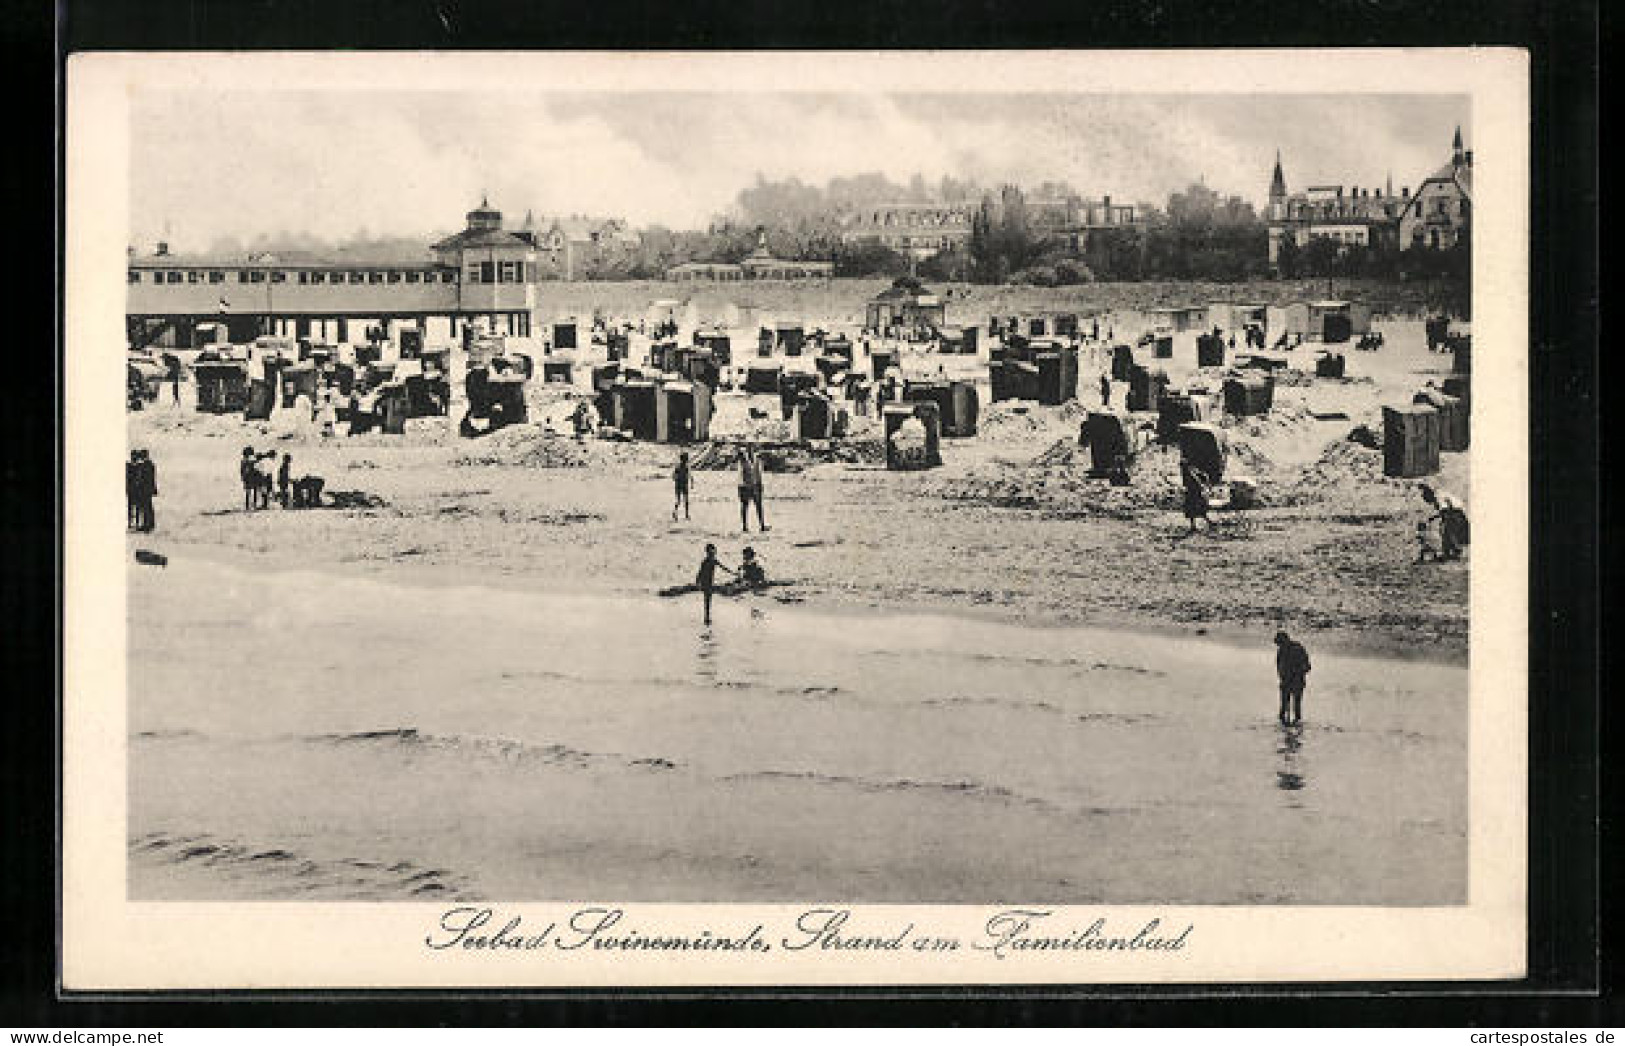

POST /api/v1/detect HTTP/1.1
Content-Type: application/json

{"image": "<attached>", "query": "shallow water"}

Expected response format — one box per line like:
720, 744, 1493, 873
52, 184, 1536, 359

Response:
129, 557, 1466, 904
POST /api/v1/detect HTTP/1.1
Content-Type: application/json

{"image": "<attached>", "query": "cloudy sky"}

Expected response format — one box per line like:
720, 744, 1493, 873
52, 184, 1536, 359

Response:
129, 90, 1469, 250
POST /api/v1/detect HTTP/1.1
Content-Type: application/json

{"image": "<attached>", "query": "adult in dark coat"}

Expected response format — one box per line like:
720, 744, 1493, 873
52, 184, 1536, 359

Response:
1274, 630, 1312, 726
126, 451, 141, 529
132, 449, 158, 532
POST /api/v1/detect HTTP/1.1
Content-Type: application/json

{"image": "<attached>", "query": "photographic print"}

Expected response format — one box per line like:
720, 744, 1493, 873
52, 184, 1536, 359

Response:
63, 50, 1528, 988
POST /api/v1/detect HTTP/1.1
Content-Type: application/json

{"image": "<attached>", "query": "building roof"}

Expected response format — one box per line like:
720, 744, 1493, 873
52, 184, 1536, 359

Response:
430, 227, 534, 251
130, 248, 446, 270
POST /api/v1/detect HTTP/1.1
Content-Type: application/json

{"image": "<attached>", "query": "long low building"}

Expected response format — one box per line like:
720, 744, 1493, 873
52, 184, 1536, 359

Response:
127, 199, 543, 348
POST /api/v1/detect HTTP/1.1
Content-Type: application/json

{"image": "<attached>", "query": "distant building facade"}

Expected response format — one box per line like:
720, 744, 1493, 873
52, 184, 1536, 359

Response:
127, 199, 541, 346
665, 230, 832, 282
1397, 130, 1473, 251
1267, 128, 1472, 268
838, 203, 975, 258
839, 193, 1139, 260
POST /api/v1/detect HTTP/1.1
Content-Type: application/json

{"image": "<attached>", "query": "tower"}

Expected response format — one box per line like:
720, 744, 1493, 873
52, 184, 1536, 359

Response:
1452, 126, 1464, 166
1267, 150, 1288, 221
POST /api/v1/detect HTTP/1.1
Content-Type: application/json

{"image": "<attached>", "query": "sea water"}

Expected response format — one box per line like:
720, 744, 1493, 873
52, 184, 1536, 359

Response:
128, 557, 1466, 904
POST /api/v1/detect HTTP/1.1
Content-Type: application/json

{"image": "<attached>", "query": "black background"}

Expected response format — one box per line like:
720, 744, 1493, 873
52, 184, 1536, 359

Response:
6, 0, 1604, 1026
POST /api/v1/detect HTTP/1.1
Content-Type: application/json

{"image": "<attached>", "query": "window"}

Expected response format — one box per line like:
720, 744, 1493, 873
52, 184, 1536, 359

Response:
387, 270, 402, 284
166, 271, 183, 284
310, 271, 326, 285
406, 271, 420, 284
499, 261, 518, 283
298, 272, 310, 284
443, 271, 456, 284
271, 271, 287, 284
188, 271, 202, 283
249, 270, 265, 283
479, 261, 495, 284
209, 271, 225, 284
368, 271, 384, 284
238, 271, 250, 283
349, 271, 365, 284
128, 270, 140, 284
466, 264, 482, 283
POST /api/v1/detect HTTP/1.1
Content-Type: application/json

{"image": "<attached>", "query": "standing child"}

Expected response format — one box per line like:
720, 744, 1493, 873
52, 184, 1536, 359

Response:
672, 451, 691, 521
240, 447, 260, 511
277, 454, 293, 508
695, 543, 734, 626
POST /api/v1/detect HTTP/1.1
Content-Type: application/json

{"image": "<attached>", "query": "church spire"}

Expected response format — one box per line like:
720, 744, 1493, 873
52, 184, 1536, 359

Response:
1452, 126, 1464, 164
1269, 149, 1287, 200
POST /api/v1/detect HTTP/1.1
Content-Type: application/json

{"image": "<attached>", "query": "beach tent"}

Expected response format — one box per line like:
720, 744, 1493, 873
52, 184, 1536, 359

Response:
1315, 352, 1347, 378
613, 380, 659, 440
1156, 392, 1208, 444
1146, 306, 1206, 333
794, 391, 846, 440
543, 360, 575, 384
1084, 412, 1143, 475
884, 402, 943, 470
777, 371, 819, 420
1414, 388, 1468, 452
1197, 333, 1226, 368
1177, 422, 1228, 482
1382, 404, 1441, 478
655, 380, 713, 443
775, 322, 806, 356
1222, 375, 1275, 416
1127, 365, 1169, 412
744, 364, 782, 394
1035, 347, 1079, 405
553, 320, 579, 350
1206, 303, 1267, 332
1111, 344, 1136, 382
903, 379, 979, 437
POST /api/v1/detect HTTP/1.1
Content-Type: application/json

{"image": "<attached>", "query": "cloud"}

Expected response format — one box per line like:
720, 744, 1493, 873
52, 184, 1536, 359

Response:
130, 89, 1469, 250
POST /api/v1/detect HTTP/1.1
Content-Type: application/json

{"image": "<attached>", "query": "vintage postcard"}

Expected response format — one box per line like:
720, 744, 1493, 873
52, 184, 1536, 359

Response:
63, 49, 1528, 988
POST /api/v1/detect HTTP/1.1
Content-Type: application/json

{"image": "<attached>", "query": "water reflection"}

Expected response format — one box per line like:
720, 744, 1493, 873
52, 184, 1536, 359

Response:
695, 628, 720, 682
1276, 725, 1306, 801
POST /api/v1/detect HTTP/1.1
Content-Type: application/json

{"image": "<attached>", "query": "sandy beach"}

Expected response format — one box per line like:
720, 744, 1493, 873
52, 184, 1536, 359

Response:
125, 294, 1470, 904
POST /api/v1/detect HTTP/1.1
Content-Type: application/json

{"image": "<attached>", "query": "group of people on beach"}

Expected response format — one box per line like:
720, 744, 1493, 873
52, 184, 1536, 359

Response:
694, 544, 768, 626
239, 446, 323, 510
671, 446, 770, 534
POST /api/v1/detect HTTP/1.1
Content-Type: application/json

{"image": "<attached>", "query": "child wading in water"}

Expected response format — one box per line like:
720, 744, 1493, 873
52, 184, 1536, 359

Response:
672, 451, 691, 521
695, 543, 735, 626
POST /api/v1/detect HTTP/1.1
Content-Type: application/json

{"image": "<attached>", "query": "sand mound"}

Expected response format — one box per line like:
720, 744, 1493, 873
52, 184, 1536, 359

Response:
452, 428, 592, 468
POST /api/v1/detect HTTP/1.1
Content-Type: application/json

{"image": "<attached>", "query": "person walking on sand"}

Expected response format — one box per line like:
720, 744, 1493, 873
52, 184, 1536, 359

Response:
696, 542, 735, 626
672, 450, 692, 521
737, 445, 767, 533
1274, 630, 1312, 726
1099, 373, 1112, 407
132, 449, 158, 532
1181, 463, 1211, 534
1419, 484, 1469, 561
